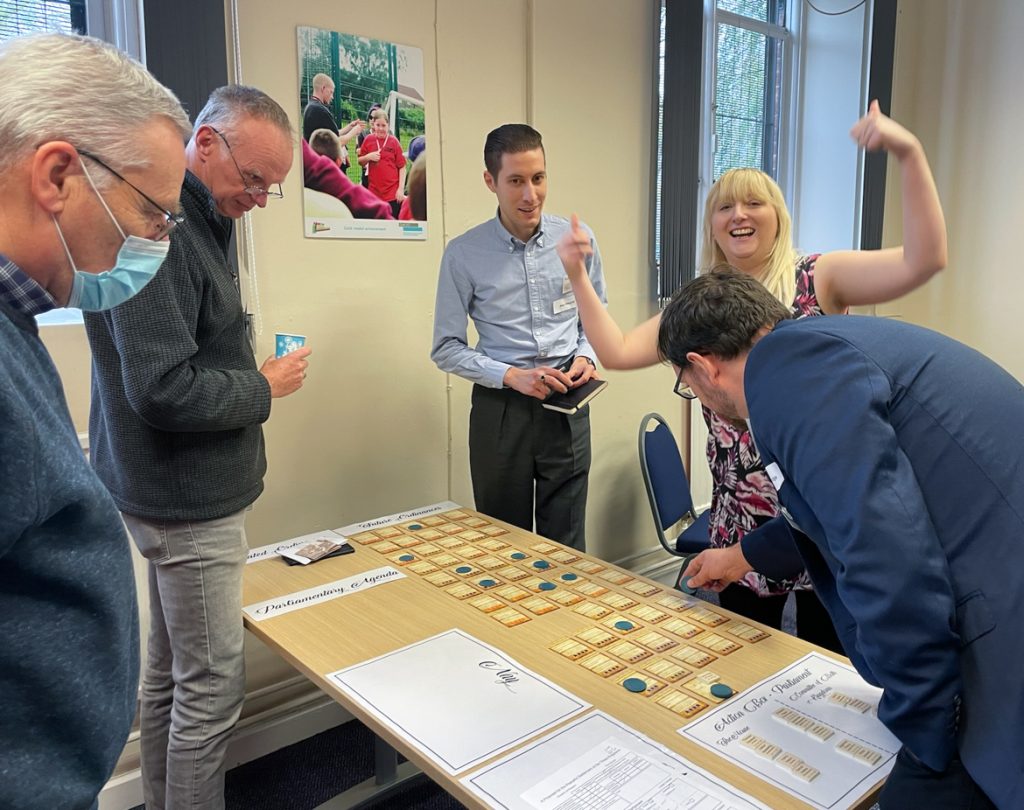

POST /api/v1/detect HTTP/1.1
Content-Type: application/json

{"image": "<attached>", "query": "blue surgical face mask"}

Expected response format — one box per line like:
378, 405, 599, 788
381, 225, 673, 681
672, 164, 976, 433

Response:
54, 160, 171, 312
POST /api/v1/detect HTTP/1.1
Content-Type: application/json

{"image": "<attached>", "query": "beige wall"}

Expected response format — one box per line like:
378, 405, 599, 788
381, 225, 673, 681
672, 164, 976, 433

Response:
879, 0, 1024, 381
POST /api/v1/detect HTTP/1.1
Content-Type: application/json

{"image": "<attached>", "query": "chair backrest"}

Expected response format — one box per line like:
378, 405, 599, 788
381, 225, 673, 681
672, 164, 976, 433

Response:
638, 412, 697, 555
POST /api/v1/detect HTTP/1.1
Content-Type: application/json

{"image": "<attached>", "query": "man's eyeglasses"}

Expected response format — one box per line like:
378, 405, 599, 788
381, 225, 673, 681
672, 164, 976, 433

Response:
78, 150, 184, 238
210, 127, 284, 201
673, 367, 698, 400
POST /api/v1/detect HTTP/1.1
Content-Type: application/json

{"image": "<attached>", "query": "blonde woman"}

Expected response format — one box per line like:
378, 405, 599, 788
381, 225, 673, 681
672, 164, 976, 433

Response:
558, 101, 946, 649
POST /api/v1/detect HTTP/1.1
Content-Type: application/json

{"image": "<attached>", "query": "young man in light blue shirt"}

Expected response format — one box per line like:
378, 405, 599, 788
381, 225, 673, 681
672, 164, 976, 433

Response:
431, 124, 607, 550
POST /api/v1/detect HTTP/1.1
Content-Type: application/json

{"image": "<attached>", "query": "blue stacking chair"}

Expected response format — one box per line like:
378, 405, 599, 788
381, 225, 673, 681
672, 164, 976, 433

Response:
638, 412, 711, 556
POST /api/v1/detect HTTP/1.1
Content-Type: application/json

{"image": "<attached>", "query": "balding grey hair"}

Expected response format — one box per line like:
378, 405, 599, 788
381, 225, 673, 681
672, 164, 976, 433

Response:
0, 33, 191, 182
192, 85, 293, 142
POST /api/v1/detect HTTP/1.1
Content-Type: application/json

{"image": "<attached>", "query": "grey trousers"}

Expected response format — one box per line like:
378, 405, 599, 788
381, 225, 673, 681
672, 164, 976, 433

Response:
123, 510, 249, 810
469, 384, 591, 550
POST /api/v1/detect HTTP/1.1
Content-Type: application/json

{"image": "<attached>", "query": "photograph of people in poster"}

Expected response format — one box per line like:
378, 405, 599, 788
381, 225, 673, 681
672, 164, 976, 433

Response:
298, 26, 426, 240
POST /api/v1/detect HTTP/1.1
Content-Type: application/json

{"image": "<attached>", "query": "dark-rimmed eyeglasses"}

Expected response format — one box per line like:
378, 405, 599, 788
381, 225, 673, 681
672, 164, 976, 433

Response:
209, 127, 284, 201
78, 150, 184, 238
673, 367, 698, 400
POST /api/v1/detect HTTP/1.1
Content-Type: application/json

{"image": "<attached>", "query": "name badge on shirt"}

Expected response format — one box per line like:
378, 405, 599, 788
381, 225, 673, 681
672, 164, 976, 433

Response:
562, 276, 573, 294
765, 462, 785, 490
553, 294, 577, 315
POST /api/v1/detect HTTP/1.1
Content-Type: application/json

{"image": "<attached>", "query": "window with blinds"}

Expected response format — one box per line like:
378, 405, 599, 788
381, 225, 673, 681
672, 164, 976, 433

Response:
0, 0, 86, 40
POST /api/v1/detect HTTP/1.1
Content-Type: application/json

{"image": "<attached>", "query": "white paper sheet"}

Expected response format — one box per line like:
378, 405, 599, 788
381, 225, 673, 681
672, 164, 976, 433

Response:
327, 629, 589, 774
333, 500, 461, 537
464, 711, 767, 810
246, 528, 349, 564
243, 566, 404, 621
680, 652, 899, 810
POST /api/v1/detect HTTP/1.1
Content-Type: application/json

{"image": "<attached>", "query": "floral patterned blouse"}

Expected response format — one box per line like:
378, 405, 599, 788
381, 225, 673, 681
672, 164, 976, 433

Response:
702, 254, 824, 596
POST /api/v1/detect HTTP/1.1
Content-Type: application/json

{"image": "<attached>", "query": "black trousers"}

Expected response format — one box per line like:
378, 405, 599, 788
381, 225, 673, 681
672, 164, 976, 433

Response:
717, 583, 843, 653
469, 385, 591, 551
879, 748, 996, 810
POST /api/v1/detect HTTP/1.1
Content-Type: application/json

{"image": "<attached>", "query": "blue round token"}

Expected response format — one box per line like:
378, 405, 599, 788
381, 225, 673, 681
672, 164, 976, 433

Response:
479, 578, 497, 588
710, 683, 734, 699
560, 573, 578, 581
533, 560, 550, 570
455, 565, 472, 574
398, 554, 414, 562
678, 553, 698, 595
614, 620, 634, 631
408, 523, 423, 530
510, 552, 527, 560
538, 582, 556, 591
622, 677, 647, 693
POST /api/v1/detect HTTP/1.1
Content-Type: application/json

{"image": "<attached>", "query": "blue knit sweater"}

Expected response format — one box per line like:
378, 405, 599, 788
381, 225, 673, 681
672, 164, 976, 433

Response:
0, 300, 138, 809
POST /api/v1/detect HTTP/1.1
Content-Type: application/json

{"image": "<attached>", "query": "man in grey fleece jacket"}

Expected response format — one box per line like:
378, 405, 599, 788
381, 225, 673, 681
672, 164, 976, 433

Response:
84, 86, 310, 810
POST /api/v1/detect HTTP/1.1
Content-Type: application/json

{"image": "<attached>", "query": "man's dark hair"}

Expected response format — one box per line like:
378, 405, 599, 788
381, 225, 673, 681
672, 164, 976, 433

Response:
657, 268, 791, 368
484, 123, 544, 178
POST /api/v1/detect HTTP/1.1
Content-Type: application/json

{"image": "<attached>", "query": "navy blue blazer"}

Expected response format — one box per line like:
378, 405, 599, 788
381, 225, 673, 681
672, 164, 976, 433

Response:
741, 315, 1024, 810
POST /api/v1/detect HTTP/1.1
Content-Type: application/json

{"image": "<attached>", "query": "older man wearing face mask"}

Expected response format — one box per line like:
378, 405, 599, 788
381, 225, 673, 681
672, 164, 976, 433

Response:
0, 33, 190, 810
84, 85, 309, 810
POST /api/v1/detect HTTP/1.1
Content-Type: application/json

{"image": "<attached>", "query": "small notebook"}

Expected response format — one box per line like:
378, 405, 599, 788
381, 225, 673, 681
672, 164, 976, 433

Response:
542, 378, 608, 414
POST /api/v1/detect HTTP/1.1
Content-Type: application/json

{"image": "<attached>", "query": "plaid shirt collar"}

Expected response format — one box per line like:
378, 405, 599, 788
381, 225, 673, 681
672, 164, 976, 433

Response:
0, 253, 58, 317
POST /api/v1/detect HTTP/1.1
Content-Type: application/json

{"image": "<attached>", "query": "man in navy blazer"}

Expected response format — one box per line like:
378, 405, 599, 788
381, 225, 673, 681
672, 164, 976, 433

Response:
661, 269, 1021, 809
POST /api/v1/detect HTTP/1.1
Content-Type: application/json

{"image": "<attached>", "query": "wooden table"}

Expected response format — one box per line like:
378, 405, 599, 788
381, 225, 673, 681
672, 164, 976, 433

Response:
242, 505, 882, 809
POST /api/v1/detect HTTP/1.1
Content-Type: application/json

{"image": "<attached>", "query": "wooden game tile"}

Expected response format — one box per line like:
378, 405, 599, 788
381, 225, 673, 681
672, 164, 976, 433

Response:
615, 671, 665, 696
642, 658, 689, 683
623, 580, 661, 598
599, 592, 638, 611
602, 614, 641, 634
496, 585, 530, 603
547, 589, 583, 606
445, 583, 480, 600
388, 553, 418, 566
481, 525, 509, 537
440, 509, 470, 520
668, 645, 717, 668
449, 564, 479, 577
655, 593, 696, 612
630, 605, 670, 624
407, 561, 439, 576
530, 541, 560, 554
400, 521, 426, 532
548, 549, 580, 564
479, 539, 510, 552
682, 606, 729, 627
574, 560, 606, 575
369, 540, 400, 554
726, 623, 771, 643
776, 751, 803, 771
468, 594, 504, 613
550, 638, 591, 661
430, 553, 461, 567
576, 626, 616, 648
606, 640, 651, 664
461, 516, 489, 528
494, 565, 529, 582
394, 535, 422, 548
520, 576, 549, 592
791, 762, 821, 783
633, 631, 678, 654
682, 671, 728, 703
579, 652, 625, 677
411, 528, 444, 542
655, 689, 707, 718
475, 555, 506, 571
573, 601, 613, 620
500, 548, 530, 561
598, 570, 634, 586
828, 692, 874, 714
574, 581, 609, 598
521, 596, 558, 615
411, 542, 442, 556
457, 529, 486, 542
836, 738, 883, 766
660, 618, 702, 639
436, 536, 467, 550
418, 515, 446, 527
694, 633, 742, 655
492, 607, 530, 627
741, 733, 783, 761
424, 571, 458, 587
434, 522, 464, 535
454, 546, 485, 559
348, 531, 380, 544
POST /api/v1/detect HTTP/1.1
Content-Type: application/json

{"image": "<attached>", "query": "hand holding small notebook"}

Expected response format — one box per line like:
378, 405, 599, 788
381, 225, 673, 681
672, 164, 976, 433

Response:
541, 377, 608, 414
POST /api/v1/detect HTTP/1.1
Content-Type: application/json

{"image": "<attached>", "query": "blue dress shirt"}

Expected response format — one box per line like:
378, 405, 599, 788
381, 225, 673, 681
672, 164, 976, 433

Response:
431, 213, 607, 388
